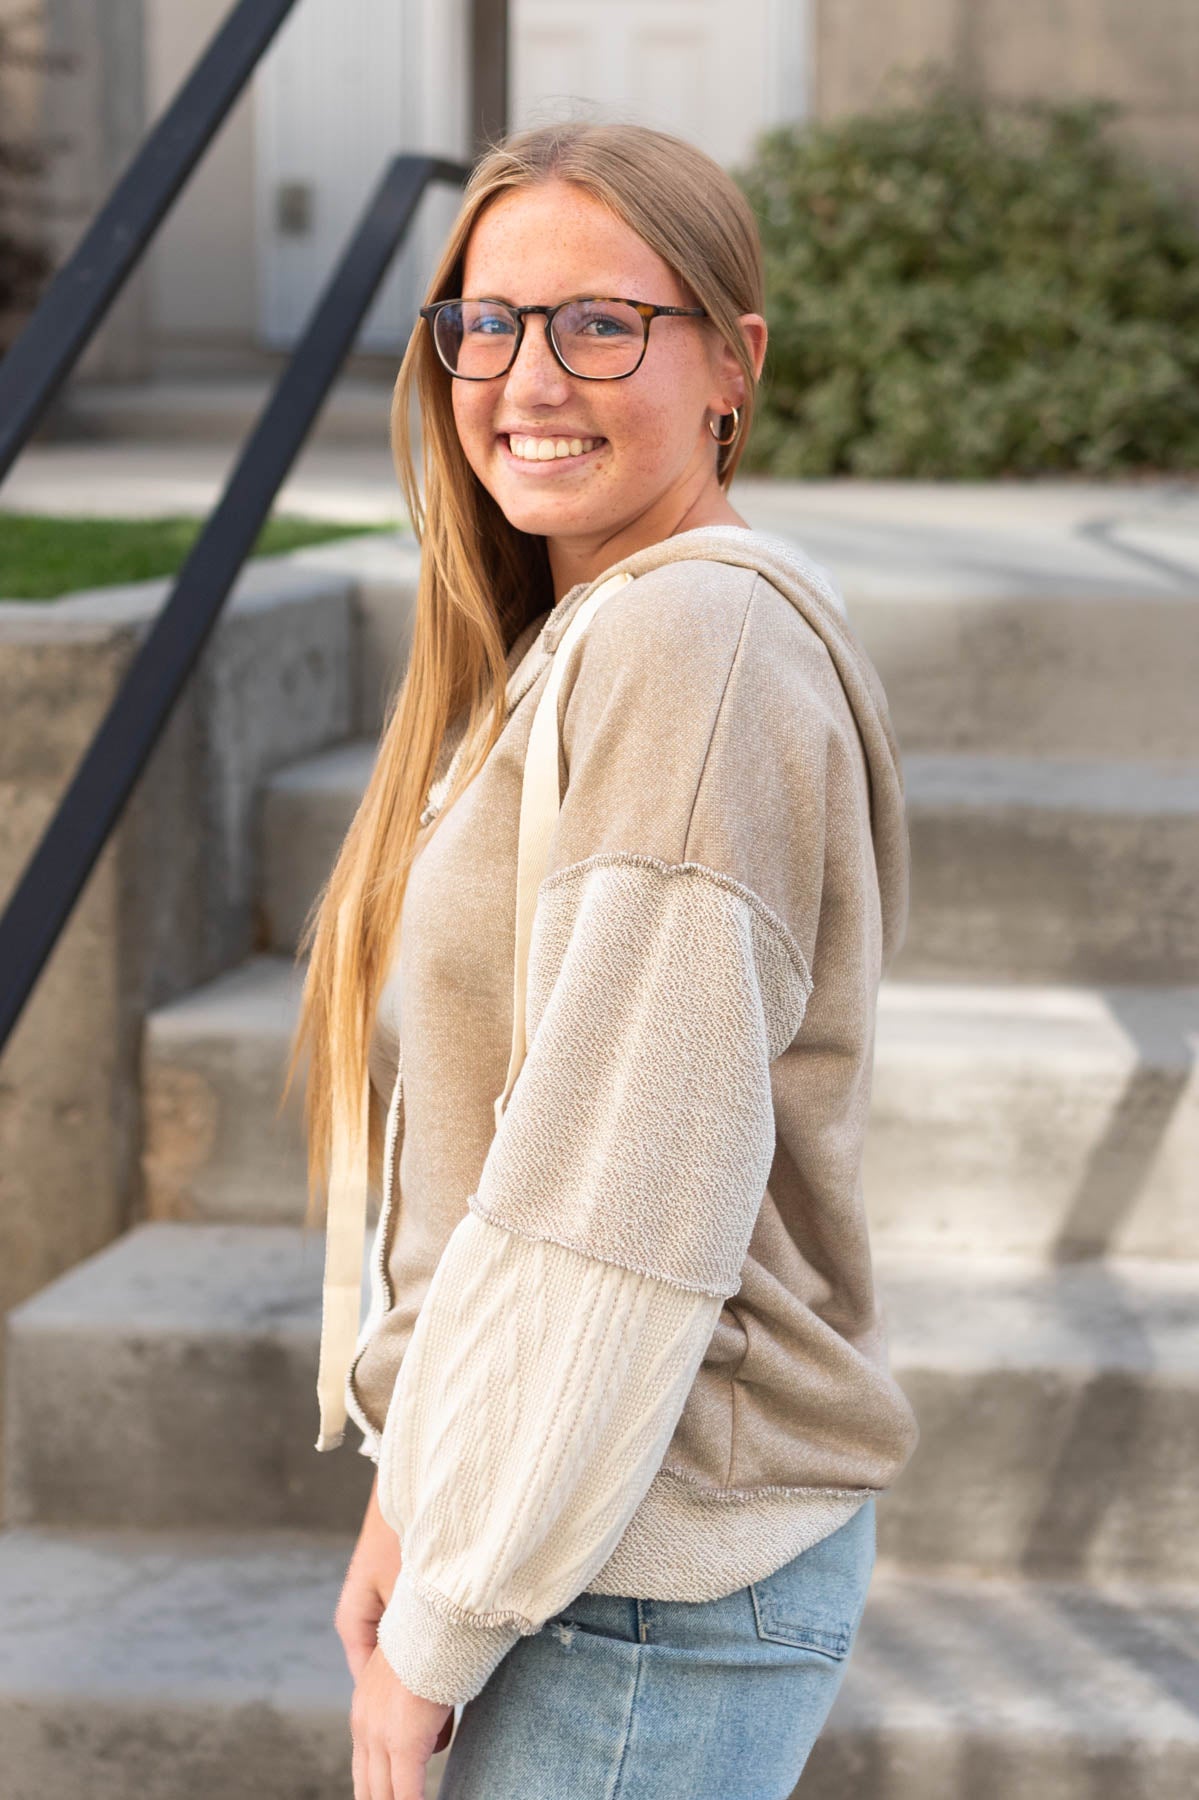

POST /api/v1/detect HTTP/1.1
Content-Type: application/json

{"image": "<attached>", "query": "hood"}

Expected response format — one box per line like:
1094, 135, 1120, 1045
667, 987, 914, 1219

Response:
540, 524, 910, 973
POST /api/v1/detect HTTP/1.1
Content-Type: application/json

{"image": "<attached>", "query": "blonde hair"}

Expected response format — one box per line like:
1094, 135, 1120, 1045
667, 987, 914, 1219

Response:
284, 120, 766, 1228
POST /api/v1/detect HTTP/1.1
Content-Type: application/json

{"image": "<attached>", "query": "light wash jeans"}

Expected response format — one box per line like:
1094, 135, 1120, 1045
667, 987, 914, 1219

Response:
438, 1496, 875, 1800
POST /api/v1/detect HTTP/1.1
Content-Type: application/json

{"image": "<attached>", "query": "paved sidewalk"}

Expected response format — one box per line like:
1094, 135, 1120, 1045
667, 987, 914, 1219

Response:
3, 431, 1199, 599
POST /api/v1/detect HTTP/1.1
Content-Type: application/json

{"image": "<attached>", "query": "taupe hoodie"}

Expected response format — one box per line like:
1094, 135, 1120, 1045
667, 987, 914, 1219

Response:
320, 523, 919, 1705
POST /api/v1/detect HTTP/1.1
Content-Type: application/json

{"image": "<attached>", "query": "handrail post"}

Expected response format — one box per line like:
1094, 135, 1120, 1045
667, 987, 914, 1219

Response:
0, 0, 301, 480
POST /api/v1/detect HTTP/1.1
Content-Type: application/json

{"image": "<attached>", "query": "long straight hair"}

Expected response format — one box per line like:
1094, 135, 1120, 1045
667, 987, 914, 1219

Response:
283, 120, 766, 1226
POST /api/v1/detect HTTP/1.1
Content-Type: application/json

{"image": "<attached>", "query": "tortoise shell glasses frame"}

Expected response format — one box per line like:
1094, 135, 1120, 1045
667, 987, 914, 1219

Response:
418, 296, 709, 381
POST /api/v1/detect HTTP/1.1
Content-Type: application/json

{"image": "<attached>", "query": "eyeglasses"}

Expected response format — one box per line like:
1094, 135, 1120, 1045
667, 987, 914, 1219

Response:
419, 296, 708, 381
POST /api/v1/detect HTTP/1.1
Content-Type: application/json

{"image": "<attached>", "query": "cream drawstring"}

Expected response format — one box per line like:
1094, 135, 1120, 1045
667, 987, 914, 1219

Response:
314, 568, 634, 1452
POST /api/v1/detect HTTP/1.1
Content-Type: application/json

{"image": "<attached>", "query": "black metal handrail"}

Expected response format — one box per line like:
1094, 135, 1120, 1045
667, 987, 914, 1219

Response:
0, 0, 301, 476
0, 0, 470, 1052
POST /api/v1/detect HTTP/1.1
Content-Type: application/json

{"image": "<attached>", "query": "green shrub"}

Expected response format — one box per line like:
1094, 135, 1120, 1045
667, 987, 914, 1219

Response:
734, 74, 1199, 477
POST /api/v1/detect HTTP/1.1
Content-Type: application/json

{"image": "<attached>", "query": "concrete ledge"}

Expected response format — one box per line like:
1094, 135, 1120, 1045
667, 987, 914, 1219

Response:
0, 556, 355, 1520
0, 1526, 364, 1800
255, 737, 1199, 980
141, 956, 310, 1224
285, 531, 420, 734
898, 753, 1199, 983
0, 1522, 1193, 1798
7, 1222, 1197, 1586
258, 740, 377, 952
810, 1562, 1199, 1800
4, 1221, 374, 1533
869, 982, 1199, 1259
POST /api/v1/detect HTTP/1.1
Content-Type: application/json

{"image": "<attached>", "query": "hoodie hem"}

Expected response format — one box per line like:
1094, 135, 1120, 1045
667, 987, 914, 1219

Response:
582, 1465, 875, 1601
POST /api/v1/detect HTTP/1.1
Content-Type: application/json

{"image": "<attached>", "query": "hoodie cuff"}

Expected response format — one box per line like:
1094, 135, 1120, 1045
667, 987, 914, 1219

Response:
375, 1565, 525, 1705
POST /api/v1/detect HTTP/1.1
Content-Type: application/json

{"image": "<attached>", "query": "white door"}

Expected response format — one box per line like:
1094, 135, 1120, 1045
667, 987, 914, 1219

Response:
254, 0, 468, 350
511, 0, 810, 171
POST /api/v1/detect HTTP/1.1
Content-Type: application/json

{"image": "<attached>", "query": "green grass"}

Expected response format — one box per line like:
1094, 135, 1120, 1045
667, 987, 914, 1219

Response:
0, 511, 405, 601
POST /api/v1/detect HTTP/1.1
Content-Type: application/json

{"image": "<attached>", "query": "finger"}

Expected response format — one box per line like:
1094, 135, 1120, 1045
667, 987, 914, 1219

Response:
351, 1735, 370, 1800
390, 1744, 429, 1800
368, 1743, 398, 1800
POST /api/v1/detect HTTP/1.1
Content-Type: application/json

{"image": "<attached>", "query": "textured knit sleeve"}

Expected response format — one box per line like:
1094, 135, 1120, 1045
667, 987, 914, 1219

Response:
373, 565, 833, 1704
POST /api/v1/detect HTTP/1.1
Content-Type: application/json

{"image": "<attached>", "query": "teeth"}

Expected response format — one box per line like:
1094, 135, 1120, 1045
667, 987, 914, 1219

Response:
508, 435, 600, 461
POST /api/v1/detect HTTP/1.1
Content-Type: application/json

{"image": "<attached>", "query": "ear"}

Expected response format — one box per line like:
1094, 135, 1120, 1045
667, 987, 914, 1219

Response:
710, 312, 768, 411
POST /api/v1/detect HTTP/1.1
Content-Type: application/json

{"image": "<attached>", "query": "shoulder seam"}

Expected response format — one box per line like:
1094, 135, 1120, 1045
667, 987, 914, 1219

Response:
537, 848, 814, 999
681, 570, 758, 852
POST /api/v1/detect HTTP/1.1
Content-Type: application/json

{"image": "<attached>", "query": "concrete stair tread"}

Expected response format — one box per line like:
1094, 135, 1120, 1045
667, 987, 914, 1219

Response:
0, 1525, 366, 1800
9, 1216, 1188, 1353
8, 1223, 1196, 1571
0, 1526, 1195, 1779
142, 965, 1197, 1255
879, 1247, 1198, 1374
877, 977, 1199, 1067
0, 1524, 355, 1702
262, 736, 376, 796
141, 956, 311, 1225
16, 1221, 1197, 1374
10, 1220, 341, 1335
262, 739, 1199, 814
149, 956, 1199, 1073
146, 952, 305, 1039
146, 955, 1199, 1074
841, 1561, 1199, 1747
259, 735, 1199, 980
902, 751, 1199, 813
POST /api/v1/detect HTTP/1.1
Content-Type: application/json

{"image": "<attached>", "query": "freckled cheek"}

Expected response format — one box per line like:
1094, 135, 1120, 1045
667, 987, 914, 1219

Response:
451, 391, 496, 464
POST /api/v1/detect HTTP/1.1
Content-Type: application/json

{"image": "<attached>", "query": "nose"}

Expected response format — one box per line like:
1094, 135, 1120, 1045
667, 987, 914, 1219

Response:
503, 312, 572, 406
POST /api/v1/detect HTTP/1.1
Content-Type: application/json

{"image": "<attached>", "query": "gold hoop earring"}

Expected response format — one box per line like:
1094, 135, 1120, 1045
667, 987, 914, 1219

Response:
707, 405, 741, 447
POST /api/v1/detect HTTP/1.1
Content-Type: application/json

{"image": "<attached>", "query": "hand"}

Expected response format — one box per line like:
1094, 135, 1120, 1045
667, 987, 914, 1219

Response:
335, 1471, 405, 1683
351, 1644, 455, 1800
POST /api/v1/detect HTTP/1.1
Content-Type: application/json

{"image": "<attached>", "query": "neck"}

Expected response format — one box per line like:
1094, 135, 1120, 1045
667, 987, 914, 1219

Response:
547, 477, 749, 604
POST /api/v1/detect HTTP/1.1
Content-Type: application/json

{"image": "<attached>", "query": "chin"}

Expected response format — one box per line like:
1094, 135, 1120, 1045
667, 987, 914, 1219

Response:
494, 490, 596, 537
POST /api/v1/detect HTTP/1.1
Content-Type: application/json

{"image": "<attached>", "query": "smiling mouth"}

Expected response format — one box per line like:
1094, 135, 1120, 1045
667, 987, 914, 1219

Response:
500, 433, 607, 466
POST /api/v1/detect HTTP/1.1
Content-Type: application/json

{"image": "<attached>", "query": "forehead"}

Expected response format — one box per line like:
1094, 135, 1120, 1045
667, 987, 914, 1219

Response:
460, 179, 685, 303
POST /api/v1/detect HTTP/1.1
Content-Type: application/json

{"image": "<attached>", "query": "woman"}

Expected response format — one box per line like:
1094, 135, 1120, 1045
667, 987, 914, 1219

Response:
288, 121, 920, 1800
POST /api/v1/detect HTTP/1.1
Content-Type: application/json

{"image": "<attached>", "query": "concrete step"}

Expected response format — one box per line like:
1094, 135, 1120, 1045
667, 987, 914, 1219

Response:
0, 1524, 455, 1799
294, 514, 1199, 763
141, 955, 309, 1224
807, 1561, 1199, 1800
734, 473, 1199, 768
868, 980, 1199, 1259
853, 585, 1199, 765
896, 753, 1199, 983
7, 1225, 1197, 1587
4, 1223, 375, 1534
0, 1523, 1193, 1800
259, 739, 376, 953
50, 373, 400, 446
874, 1249, 1198, 1586
142, 959, 1198, 1257
258, 741, 1199, 980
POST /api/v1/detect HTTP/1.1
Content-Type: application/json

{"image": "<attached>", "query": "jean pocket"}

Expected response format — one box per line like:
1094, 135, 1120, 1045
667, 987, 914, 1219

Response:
748, 1507, 875, 1659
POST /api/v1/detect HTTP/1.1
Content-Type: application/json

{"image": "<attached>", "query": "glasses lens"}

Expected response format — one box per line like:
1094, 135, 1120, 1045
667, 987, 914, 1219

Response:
434, 300, 519, 377
551, 300, 645, 377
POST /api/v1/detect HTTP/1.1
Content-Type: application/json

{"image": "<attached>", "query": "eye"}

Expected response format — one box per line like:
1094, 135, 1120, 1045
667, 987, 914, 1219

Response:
575, 305, 637, 337
463, 304, 517, 336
